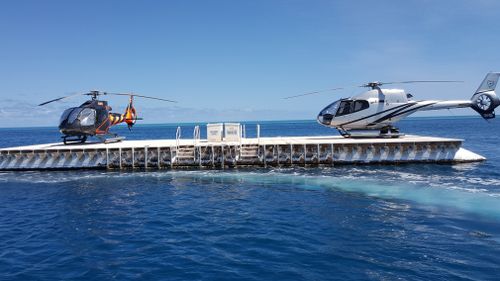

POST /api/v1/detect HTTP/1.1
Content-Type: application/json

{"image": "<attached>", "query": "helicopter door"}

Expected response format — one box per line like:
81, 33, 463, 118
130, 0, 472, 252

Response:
353, 100, 369, 112
78, 108, 96, 127
336, 101, 353, 116
335, 100, 369, 116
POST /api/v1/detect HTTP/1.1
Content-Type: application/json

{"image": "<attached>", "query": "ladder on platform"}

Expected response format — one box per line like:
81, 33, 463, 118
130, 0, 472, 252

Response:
173, 146, 196, 162
172, 126, 197, 164
238, 144, 260, 161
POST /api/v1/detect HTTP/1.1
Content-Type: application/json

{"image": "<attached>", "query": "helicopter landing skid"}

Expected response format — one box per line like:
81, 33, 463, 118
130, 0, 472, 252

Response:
339, 127, 404, 139
97, 134, 125, 144
379, 126, 404, 139
62, 135, 87, 145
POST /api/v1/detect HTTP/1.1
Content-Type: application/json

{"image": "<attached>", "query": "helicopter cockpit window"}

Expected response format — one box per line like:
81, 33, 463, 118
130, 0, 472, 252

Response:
336, 101, 353, 116
353, 100, 369, 112
67, 108, 82, 124
79, 108, 96, 126
320, 101, 340, 116
59, 108, 76, 125
336, 100, 369, 116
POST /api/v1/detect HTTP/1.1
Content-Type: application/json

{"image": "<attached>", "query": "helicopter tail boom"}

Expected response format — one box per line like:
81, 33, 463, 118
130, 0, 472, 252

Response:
410, 72, 500, 118
470, 72, 500, 119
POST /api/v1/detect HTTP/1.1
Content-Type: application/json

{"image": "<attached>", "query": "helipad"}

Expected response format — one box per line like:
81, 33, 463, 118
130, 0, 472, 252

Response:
0, 135, 484, 170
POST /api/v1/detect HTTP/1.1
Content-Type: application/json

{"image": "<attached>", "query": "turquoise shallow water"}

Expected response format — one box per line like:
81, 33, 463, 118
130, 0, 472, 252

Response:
0, 117, 499, 280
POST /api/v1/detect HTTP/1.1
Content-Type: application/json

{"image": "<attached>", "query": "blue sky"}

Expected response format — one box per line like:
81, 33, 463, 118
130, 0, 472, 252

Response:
1, 0, 499, 127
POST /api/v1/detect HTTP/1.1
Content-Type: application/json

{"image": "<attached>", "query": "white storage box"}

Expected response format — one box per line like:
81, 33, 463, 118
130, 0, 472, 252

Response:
224, 123, 241, 142
207, 123, 223, 142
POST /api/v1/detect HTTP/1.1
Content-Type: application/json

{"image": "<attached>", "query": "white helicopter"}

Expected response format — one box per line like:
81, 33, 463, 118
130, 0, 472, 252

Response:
287, 72, 500, 137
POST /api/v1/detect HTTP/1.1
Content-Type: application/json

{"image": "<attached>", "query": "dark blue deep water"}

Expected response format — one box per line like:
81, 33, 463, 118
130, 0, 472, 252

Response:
1, 117, 500, 280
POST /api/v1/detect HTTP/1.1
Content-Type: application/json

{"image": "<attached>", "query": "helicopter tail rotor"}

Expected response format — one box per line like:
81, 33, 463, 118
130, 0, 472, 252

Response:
124, 96, 137, 130
471, 72, 500, 119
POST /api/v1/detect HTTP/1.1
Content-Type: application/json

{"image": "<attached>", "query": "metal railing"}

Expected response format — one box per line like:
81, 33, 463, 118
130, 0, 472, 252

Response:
257, 124, 260, 144
175, 126, 181, 148
193, 125, 200, 145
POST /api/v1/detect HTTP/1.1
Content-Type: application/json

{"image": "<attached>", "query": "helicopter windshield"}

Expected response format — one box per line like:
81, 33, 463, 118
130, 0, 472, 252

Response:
317, 100, 341, 125
60, 108, 77, 125
319, 101, 340, 116
67, 109, 81, 124
59, 107, 96, 126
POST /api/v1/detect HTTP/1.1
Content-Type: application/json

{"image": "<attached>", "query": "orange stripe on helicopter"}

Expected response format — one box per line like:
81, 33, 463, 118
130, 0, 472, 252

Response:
109, 113, 125, 126
107, 104, 136, 127
95, 116, 110, 135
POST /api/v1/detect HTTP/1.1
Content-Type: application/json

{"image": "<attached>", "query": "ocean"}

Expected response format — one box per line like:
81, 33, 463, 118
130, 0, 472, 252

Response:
0, 117, 499, 280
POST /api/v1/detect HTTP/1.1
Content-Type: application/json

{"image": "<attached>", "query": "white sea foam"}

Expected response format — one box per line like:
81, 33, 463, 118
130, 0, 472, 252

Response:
1, 169, 500, 219
161, 170, 500, 219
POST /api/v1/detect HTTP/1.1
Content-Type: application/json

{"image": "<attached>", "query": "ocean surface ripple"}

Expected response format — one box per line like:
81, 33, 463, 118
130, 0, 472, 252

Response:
0, 118, 499, 280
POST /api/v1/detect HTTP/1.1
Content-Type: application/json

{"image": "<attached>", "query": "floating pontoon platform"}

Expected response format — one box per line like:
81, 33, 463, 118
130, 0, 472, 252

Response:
0, 135, 484, 170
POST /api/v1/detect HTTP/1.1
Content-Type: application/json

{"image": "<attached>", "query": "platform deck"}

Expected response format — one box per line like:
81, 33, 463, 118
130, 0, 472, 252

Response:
0, 135, 485, 170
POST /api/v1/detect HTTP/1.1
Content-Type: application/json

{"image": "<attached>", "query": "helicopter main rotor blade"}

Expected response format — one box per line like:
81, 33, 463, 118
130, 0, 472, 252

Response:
108, 93, 178, 103
38, 92, 84, 106
381, 80, 464, 85
284, 79, 465, 98
283, 87, 344, 99
361, 80, 464, 88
